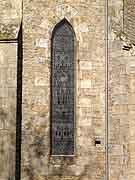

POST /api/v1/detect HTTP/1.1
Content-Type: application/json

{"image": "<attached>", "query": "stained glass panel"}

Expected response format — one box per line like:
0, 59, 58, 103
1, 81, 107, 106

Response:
51, 19, 75, 155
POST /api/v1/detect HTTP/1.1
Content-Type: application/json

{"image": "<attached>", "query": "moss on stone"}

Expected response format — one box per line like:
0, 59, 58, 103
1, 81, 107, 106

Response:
0, 32, 14, 40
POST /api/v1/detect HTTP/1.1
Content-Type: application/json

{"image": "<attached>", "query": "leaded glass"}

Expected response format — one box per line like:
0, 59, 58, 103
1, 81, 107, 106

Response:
51, 19, 75, 156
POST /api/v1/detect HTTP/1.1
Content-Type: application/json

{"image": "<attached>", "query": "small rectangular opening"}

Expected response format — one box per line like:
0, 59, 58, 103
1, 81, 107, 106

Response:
95, 140, 101, 146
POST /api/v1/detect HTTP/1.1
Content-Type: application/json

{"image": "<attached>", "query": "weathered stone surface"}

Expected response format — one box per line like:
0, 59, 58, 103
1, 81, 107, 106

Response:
108, 0, 135, 179
1, 0, 135, 180
0, 0, 22, 39
0, 43, 17, 180
22, 0, 105, 180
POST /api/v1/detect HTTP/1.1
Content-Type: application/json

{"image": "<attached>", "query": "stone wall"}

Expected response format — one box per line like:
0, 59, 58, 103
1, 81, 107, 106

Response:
22, 0, 106, 180
108, 0, 135, 179
0, 43, 17, 180
108, 1, 126, 179
0, 0, 22, 39
0, 1, 22, 180
1, 0, 135, 180
123, 0, 135, 179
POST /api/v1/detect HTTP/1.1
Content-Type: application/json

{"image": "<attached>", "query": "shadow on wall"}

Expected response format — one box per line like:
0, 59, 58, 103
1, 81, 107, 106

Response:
15, 22, 23, 180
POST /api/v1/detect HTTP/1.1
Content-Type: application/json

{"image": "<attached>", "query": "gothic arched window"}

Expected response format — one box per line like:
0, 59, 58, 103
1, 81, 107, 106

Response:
51, 19, 75, 156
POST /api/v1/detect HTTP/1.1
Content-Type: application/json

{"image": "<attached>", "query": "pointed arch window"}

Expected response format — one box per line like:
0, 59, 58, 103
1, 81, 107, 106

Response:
51, 19, 75, 156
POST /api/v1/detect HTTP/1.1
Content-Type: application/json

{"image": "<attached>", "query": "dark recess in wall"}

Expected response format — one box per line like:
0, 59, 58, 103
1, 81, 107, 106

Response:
15, 23, 23, 180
